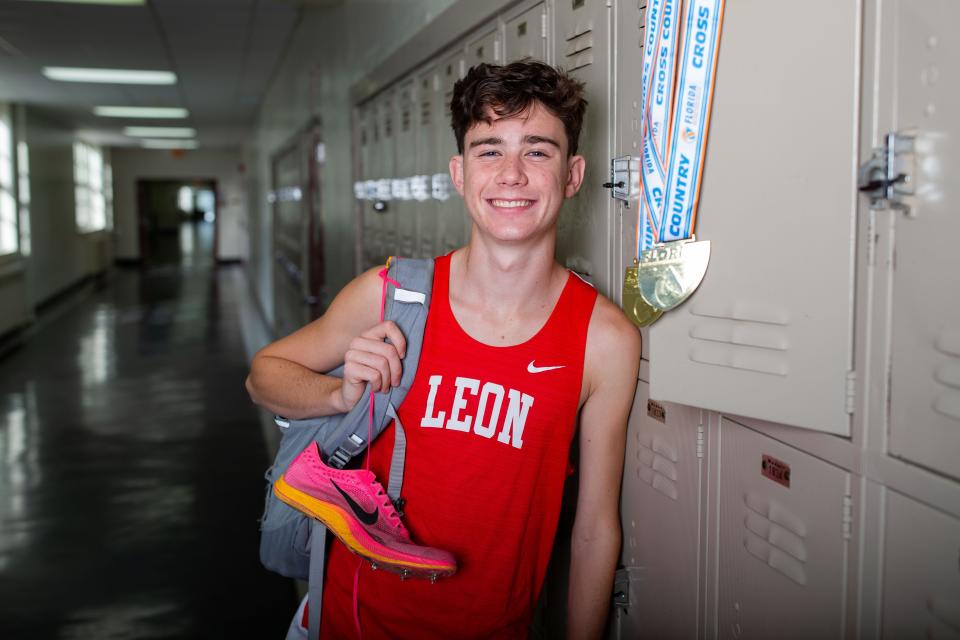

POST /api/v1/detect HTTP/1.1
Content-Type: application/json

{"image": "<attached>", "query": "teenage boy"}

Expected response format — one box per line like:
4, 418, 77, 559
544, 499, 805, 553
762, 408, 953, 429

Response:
247, 60, 640, 639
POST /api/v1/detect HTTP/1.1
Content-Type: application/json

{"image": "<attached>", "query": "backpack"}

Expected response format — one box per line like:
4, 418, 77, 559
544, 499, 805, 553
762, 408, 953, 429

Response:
257, 257, 434, 639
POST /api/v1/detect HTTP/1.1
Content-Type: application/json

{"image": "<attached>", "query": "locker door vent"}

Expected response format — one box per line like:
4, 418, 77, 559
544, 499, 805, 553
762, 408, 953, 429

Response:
564, 22, 594, 71
686, 307, 791, 377
934, 328, 960, 421
420, 100, 430, 127
742, 492, 809, 586
635, 434, 680, 501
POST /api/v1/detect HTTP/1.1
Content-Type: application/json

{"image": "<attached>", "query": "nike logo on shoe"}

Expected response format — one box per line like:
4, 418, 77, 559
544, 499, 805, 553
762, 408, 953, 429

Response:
331, 480, 379, 526
527, 360, 565, 374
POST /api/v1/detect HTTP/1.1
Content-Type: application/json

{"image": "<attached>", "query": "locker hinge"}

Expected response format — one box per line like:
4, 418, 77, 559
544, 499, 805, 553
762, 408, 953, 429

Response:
541, 11, 547, 37
844, 370, 856, 414
696, 424, 705, 459
858, 131, 916, 217
841, 494, 854, 540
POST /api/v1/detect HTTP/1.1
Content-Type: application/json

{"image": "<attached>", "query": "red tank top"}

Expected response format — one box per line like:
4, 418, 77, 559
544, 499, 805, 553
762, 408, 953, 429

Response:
321, 253, 598, 639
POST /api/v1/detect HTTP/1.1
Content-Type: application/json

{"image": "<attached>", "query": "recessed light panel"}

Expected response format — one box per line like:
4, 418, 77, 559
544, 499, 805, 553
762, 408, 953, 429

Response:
21, 1, 146, 5
124, 126, 196, 138
94, 106, 188, 119
141, 139, 198, 150
43, 67, 176, 85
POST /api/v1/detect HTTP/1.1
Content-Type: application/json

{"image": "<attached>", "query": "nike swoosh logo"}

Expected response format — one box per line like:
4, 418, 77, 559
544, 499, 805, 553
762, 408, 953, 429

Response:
528, 360, 565, 374
331, 480, 379, 526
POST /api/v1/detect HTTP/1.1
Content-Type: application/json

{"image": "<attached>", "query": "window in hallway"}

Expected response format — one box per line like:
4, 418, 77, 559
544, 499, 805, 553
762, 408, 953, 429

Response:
16, 141, 30, 256
73, 140, 111, 233
0, 104, 16, 257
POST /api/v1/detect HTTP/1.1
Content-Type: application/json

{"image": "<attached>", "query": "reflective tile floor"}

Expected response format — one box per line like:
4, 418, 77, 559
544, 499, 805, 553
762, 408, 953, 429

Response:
0, 225, 296, 638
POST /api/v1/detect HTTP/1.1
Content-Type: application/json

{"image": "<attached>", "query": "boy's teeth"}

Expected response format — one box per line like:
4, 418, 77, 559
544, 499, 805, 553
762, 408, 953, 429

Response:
492, 199, 531, 208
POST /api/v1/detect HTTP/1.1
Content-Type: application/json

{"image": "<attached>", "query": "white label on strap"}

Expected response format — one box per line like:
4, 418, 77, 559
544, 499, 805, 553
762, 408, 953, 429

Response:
659, 0, 725, 242
394, 288, 426, 305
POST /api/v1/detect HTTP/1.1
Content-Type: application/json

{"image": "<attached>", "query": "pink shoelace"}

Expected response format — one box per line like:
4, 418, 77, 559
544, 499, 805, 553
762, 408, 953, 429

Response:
351, 262, 401, 640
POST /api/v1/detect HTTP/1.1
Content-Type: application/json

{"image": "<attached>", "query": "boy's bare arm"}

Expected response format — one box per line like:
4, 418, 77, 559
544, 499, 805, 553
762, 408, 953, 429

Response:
567, 297, 641, 640
245, 266, 407, 419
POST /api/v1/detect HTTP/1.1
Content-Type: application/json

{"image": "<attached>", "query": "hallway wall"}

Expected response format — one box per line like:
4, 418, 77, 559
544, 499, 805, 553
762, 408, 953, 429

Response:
245, 0, 457, 327
112, 148, 248, 262
23, 107, 112, 309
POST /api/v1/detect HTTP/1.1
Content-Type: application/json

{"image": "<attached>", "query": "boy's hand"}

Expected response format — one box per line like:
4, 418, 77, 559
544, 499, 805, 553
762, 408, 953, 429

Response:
338, 320, 407, 412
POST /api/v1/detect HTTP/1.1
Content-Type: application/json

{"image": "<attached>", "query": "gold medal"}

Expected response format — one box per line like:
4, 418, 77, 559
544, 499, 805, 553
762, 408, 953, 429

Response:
637, 237, 711, 312
623, 263, 663, 327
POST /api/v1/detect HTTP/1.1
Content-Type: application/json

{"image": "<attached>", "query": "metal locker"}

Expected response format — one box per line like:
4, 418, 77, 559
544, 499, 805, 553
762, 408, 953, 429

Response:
717, 418, 850, 639
504, 2, 547, 63
373, 90, 396, 263
356, 104, 378, 270
881, 489, 960, 639
619, 381, 703, 639
611, 0, 650, 361
552, 0, 613, 296
884, 0, 960, 482
362, 98, 384, 268
394, 78, 418, 258
467, 28, 501, 68
649, 0, 861, 436
438, 47, 468, 254
415, 67, 440, 259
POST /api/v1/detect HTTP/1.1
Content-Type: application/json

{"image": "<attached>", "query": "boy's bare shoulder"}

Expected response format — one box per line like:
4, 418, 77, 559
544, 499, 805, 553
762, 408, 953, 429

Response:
584, 292, 642, 391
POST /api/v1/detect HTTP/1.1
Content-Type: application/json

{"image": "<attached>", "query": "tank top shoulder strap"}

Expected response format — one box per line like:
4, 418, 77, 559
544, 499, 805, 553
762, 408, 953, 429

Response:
431, 253, 454, 321
537, 270, 598, 348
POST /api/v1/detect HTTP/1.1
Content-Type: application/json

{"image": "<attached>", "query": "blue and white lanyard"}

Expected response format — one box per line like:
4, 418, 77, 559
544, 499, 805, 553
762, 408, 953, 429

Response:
637, 0, 726, 253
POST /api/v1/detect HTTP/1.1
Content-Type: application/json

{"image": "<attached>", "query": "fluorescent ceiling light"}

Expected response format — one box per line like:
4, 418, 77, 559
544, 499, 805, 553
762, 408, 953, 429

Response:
141, 139, 198, 150
94, 106, 188, 119
21, 0, 146, 5
124, 126, 196, 138
43, 67, 176, 85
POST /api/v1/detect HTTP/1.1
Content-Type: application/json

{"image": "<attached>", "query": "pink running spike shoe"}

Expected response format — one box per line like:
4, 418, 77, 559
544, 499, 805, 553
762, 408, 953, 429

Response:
274, 442, 457, 580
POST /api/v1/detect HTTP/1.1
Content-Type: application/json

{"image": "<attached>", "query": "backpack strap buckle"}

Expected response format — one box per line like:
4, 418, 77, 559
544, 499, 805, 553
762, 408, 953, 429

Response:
326, 433, 366, 469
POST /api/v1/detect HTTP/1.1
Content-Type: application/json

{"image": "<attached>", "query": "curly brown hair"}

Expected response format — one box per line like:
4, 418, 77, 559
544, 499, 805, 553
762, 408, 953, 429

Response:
449, 60, 588, 156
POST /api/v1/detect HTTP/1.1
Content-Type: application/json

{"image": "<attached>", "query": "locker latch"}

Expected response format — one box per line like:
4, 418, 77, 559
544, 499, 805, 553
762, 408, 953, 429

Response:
612, 567, 632, 610
858, 131, 916, 217
604, 156, 641, 205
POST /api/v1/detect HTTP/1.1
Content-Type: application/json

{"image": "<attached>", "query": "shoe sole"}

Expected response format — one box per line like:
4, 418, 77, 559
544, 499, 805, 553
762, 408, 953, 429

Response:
273, 475, 456, 578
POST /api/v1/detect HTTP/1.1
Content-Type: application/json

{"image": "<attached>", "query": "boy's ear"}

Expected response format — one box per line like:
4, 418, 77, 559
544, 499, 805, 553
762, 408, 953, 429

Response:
449, 154, 465, 196
564, 154, 586, 198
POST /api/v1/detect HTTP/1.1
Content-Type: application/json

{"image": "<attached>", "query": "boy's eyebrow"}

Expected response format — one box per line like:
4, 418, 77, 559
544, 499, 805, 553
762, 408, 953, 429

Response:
524, 135, 561, 148
469, 136, 503, 148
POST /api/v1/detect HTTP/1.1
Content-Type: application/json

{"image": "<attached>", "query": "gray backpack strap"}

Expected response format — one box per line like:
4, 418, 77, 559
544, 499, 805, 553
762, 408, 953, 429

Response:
320, 257, 433, 469
307, 522, 326, 640
386, 403, 406, 504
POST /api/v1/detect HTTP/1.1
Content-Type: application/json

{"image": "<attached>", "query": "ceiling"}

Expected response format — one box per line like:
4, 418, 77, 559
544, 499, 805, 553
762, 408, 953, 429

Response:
0, 0, 310, 149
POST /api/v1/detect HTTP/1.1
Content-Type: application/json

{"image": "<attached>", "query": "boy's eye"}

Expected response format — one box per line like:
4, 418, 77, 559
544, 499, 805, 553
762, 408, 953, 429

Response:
478, 150, 500, 157
527, 150, 547, 157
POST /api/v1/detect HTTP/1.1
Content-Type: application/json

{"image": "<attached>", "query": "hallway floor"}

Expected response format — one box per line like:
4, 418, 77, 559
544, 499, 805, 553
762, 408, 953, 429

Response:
0, 224, 297, 638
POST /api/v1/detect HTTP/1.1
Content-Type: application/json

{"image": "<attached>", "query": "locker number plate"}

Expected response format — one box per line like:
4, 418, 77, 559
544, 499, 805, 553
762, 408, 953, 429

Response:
647, 400, 667, 423
761, 455, 791, 488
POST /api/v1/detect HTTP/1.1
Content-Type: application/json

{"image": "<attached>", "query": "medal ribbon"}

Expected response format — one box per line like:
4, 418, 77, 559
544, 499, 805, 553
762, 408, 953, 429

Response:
657, 0, 725, 243
637, 0, 680, 253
